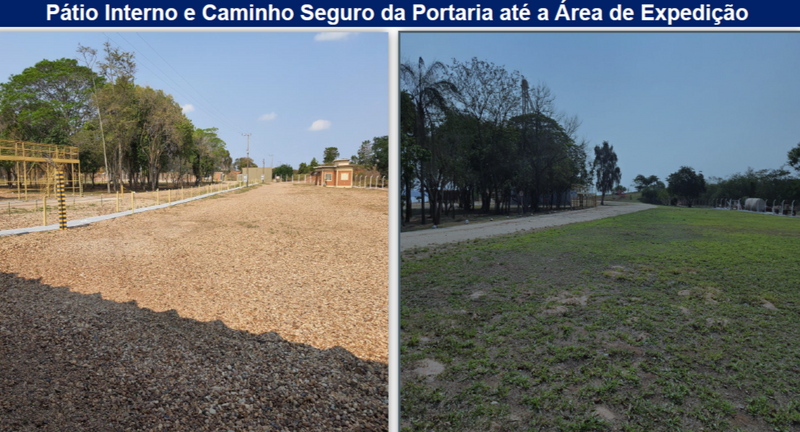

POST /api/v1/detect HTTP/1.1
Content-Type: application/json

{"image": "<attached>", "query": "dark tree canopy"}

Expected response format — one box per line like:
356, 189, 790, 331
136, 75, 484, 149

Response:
0, 58, 99, 144
788, 142, 800, 173
323, 147, 339, 163
667, 166, 706, 207
593, 141, 621, 205
273, 163, 293, 178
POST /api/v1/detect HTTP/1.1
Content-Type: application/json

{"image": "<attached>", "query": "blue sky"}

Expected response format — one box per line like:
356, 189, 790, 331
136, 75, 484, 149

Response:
401, 32, 800, 188
0, 32, 388, 169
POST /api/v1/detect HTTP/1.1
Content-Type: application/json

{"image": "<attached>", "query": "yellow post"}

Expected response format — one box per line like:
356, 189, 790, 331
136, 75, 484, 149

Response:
23, 161, 27, 202
43, 197, 47, 226
56, 170, 66, 230
131, 192, 135, 215
16, 161, 20, 199
156, 189, 160, 205
121, 183, 124, 195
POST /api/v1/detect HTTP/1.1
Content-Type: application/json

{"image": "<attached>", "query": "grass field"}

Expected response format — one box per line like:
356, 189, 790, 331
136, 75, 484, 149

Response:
401, 207, 800, 431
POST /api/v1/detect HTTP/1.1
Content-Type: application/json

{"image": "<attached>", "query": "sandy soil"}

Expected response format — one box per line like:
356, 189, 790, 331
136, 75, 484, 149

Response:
400, 202, 654, 250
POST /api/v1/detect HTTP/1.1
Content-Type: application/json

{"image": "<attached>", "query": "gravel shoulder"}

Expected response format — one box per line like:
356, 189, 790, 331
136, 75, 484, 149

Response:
0, 183, 388, 430
400, 202, 655, 250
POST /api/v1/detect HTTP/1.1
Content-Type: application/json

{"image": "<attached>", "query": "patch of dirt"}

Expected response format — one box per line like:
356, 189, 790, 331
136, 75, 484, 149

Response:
541, 306, 569, 316
762, 301, 778, 310
469, 290, 486, 300
678, 289, 692, 296
679, 306, 691, 315
411, 359, 445, 379
594, 405, 617, 421
546, 291, 588, 306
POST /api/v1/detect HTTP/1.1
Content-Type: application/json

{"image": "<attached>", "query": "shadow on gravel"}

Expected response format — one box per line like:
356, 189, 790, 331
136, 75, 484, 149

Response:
0, 272, 387, 431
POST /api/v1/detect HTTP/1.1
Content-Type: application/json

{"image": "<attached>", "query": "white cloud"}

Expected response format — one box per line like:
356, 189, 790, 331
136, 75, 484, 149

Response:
259, 112, 277, 121
308, 120, 331, 131
181, 104, 195, 113
314, 32, 354, 42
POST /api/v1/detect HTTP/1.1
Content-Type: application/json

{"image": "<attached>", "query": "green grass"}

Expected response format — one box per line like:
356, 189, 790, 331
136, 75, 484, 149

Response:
401, 207, 800, 432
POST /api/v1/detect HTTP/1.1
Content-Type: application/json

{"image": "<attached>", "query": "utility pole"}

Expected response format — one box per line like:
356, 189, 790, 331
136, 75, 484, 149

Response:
242, 133, 251, 187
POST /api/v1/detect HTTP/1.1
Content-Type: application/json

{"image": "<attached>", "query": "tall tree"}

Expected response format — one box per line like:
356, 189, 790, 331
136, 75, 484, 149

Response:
400, 57, 456, 224
356, 140, 374, 167
667, 166, 706, 207
593, 141, 621, 205
788, 142, 800, 173
372, 135, 389, 179
323, 147, 339, 163
0, 58, 97, 143
77, 44, 112, 192
234, 157, 257, 170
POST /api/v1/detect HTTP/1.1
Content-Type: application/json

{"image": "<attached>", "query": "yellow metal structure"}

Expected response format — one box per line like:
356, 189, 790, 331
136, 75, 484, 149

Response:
0, 139, 81, 200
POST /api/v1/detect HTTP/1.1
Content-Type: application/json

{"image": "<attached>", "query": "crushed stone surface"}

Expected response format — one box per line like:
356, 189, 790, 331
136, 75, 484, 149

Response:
0, 183, 388, 430
401, 202, 654, 250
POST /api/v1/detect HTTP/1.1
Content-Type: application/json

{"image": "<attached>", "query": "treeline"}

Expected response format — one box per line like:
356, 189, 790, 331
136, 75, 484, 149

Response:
400, 57, 593, 225
0, 43, 231, 192
272, 139, 390, 179
632, 144, 800, 206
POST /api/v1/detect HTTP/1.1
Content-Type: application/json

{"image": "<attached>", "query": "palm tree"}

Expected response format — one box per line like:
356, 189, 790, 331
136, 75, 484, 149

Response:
593, 141, 621, 205
400, 57, 457, 224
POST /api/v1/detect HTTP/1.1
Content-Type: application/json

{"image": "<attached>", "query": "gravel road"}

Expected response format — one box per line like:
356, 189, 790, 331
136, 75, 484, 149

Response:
401, 202, 654, 250
0, 183, 388, 431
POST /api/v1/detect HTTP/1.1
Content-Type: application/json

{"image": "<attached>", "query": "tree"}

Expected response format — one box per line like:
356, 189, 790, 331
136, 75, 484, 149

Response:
234, 157, 257, 170
77, 44, 112, 192
614, 185, 627, 194
0, 58, 98, 143
593, 141, 621, 205
297, 162, 310, 175
667, 166, 706, 207
273, 163, 293, 179
309, 157, 319, 171
788, 142, 800, 173
372, 135, 389, 179
400, 57, 457, 224
323, 147, 339, 163
356, 140, 374, 167
136, 86, 184, 190
633, 174, 659, 191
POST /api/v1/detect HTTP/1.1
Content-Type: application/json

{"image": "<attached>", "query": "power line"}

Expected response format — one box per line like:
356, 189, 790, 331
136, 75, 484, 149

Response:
134, 33, 246, 133
100, 33, 245, 135
113, 33, 246, 134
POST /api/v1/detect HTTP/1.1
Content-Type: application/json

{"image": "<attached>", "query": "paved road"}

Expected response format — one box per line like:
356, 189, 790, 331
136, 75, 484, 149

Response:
400, 202, 655, 251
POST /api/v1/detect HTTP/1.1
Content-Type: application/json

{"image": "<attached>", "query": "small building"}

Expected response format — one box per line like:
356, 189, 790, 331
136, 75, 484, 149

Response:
312, 159, 354, 187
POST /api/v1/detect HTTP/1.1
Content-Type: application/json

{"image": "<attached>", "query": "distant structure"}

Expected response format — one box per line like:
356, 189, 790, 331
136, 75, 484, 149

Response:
312, 159, 354, 187
241, 167, 273, 183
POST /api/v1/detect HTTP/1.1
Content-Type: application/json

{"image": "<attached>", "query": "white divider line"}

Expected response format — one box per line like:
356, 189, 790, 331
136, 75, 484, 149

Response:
0, 185, 247, 237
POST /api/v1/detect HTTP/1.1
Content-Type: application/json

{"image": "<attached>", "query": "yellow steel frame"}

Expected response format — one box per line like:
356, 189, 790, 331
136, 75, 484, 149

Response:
0, 139, 81, 200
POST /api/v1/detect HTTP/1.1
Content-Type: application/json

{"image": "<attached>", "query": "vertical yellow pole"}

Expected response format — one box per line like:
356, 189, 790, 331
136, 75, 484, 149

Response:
16, 161, 20, 199
56, 171, 66, 230
121, 183, 124, 196
78, 161, 83, 197
71, 164, 75, 196
131, 192, 134, 215
157, 189, 160, 205
43, 197, 47, 226
23, 161, 27, 202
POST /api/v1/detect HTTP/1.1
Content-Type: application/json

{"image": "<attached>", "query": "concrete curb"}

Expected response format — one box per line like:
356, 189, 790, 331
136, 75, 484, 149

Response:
0, 185, 248, 237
